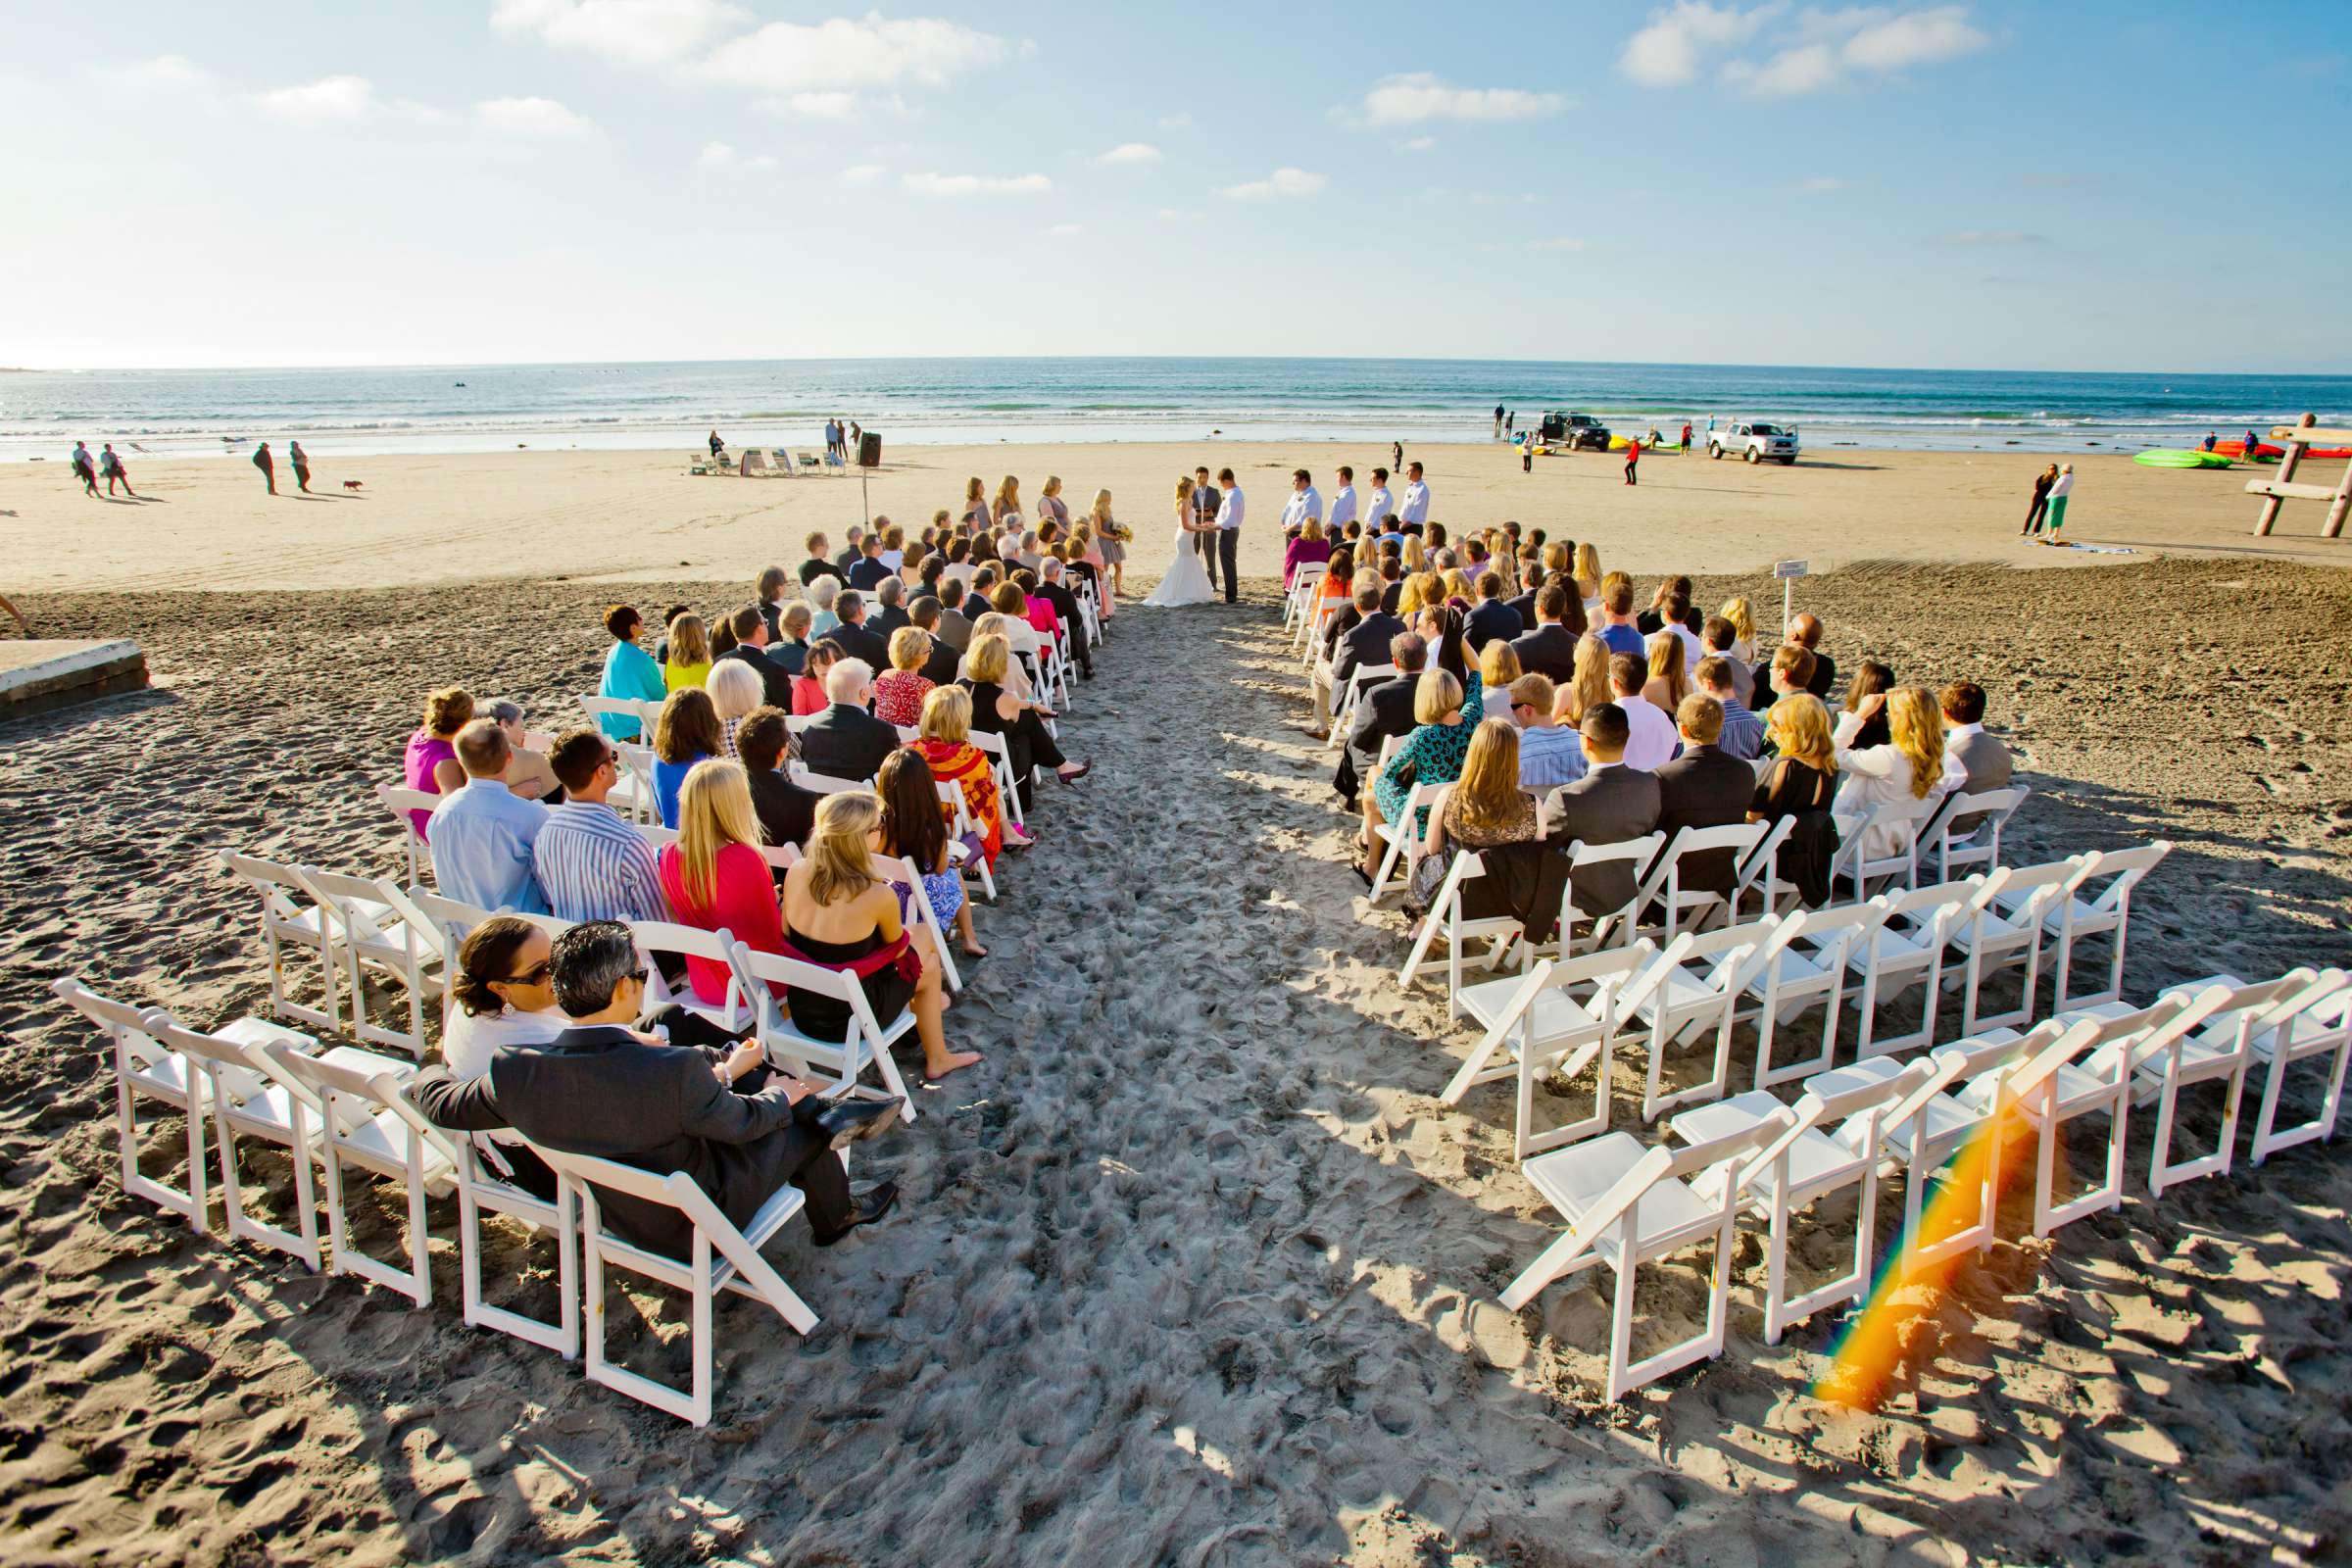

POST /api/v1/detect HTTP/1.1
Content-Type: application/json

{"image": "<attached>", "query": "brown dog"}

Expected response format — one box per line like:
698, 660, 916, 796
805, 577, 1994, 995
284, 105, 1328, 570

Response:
342, 479, 364, 491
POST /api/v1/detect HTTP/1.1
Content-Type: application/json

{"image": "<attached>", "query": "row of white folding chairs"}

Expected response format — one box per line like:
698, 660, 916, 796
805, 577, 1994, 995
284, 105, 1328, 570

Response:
1325, 662, 1398, 747
52, 977, 828, 1426
1495, 968, 2349, 1397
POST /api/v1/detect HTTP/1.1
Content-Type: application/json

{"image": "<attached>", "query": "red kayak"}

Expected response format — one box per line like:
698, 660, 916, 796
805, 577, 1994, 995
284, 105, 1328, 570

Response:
2210, 440, 2282, 460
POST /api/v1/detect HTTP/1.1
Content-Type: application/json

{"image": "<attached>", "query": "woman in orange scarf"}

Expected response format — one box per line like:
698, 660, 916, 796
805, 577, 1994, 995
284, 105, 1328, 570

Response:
910, 685, 1028, 862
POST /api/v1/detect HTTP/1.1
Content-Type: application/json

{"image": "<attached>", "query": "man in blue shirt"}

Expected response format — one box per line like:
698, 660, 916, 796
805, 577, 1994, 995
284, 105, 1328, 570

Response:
1695, 657, 1765, 760
1593, 576, 1647, 662
427, 720, 550, 912
1505, 674, 1587, 792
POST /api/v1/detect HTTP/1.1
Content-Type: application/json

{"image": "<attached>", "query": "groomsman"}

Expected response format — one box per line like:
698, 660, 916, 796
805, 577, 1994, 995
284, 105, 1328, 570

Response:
1279, 468, 1322, 538
1365, 466, 1395, 531
1399, 462, 1432, 531
1328, 466, 1357, 536
1212, 466, 1244, 603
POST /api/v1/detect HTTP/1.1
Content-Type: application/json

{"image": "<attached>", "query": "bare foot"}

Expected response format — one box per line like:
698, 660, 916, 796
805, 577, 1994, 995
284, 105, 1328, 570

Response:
960, 942, 989, 957
924, 1051, 984, 1082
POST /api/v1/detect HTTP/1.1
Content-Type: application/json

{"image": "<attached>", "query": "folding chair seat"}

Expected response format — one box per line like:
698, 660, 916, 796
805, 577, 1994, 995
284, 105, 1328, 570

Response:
727, 939, 922, 1122
630, 920, 755, 1035
1498, 1114, 1791, 1398
1626, 918, 1774, 1119
299, 866, 441, 1055
787, 765, 874, 796
53, 979, 213, 1230
2246, 970, 2352, 1166
1991, 842, 2171, 1013
1926, 785, 2029, 882
374, 784, 439, 884
1367, 782, 1446, 903
1948, 858, 2081, 1034
262, 1042, 451, 1307
1744, 902, 1881, 1089
520, 1138, 820, 1426
1446, 941, 1677, 1155
218, 851, 343, 1033
143, 1012, 336, 1267
1846, 878, 1984, 1058
1669, 1058, 1936, 1343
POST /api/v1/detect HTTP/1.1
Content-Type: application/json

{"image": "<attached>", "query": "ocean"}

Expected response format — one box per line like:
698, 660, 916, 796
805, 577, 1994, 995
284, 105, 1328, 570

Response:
5, 358, 2346, 463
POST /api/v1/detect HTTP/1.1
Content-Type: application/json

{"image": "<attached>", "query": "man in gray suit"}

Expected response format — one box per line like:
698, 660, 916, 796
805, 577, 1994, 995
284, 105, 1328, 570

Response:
1939, 680, 2012, 793
1653, 695, 1755, 898
1545, 703, 1663, 919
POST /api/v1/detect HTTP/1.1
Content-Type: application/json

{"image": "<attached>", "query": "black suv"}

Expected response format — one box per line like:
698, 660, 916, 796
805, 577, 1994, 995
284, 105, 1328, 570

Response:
1540, 410, 1613, 450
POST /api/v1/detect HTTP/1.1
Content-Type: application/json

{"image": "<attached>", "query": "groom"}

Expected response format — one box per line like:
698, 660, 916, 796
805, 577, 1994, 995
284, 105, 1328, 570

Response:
1209, 466, 1243, 604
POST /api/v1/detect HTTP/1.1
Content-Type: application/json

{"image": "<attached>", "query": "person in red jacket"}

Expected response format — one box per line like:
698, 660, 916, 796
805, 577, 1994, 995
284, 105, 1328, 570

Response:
1623, 437, 1642, 487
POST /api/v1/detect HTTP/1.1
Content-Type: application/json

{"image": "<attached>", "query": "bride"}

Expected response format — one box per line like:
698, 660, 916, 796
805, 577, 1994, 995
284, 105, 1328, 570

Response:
1142, 474, 1218, 608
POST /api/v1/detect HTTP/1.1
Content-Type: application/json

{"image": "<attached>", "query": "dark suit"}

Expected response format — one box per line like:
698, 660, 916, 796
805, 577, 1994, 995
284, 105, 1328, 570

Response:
1319, 603, 1362, 662
1653, 743, 1756, 896
1546, 762, 1663, 917
1506, 590, 1539, 630
1334, 610, 1404, 688
769, 636, 809, 677
817, 618, 890, 672
848, 556, 893, 593
1511, 622, 1580, 684
1380, 580, 1403, 615
799, 701, 900, 783
716, 642, 794, 709
406, 1024, 849, 1259
747, 765, 821, 854
1335, 674, 1419, 803
873, 604, 911, 640
1464, 599, 1523, 654
916, 633, 962, 688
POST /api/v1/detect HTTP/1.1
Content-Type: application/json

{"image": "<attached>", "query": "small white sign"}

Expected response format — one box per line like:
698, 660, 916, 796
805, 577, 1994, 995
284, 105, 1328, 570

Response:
1773, 559, 1810, 579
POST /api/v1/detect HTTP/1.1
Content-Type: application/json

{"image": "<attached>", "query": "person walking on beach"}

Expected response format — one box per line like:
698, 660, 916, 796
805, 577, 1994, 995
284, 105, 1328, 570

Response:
2042, 464, 2074, 544
1506, 410, 1515, 437
70, 441, 98, 496
98, 443, 134, 497
1494, 404, 1505, 439
252, 441, 276, 495
288, 440, 312, 494
1680, 421, 1693, 454
1522, 441, 1534, 475
2022, 464, 2057, 535
2201, 430, 2218, 453
1623, 436, 1642, 486
2244, 428, 2262, 462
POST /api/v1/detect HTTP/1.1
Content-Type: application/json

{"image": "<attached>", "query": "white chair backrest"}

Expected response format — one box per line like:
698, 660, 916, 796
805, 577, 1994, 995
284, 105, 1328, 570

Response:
628, 920, 744, 1017
2069, 841, 2172, 915
638, 823, 680, 849
789, 767, 875, 796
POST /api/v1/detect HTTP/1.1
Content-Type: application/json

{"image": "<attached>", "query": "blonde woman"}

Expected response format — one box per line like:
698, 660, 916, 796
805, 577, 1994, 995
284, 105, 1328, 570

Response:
1090, 487, 1127, 596
1143, 473, 1216, 608
655, 760, 785, 1004
706, 658, 764, 759
1396, 572, 1431, 618
1401, 533, 1427, 573
912, 684, 1019, 860
1642, 631, 1690, 712
1424, 718, 1539, 862
1038, 474, 1070, 531
1751, 694, 1841, 905
962, 475, 989, 529
1833, 685, 1966, 861
1573, 542, 1603, 613
958, 630, 1086, 810
1554, 634, 1612, 727
1718, 597, 1757, 662
781, 790, 979, 1081
1478, 638, 1522, 694
992, 474, 1023, 528
1542, 540, 1572, 578
1363, 667, 1471, 883
1440, 567, 1471, 605
662, 613, 712, 692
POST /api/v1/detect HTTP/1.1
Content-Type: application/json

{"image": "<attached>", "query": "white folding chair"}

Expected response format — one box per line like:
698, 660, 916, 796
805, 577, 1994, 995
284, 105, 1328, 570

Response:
727, 938, 922, 1123
1648, 822, 1773, 939
442, 1131, 580, 1359
1668, 1058, 1936, 1343
1626, 919, 1772, 1119
299, 865, 440, 1055
603, 741, 660, 825
788, 766, 874, 796
939, 781, 997, 903
884, 853, 962, 995
966, 729, 1027, 830
630, 920, 753, 1035
262, 1042, 450, 1308
1926, 785, 2029, 882
1396, 852, 1524, 1018
375, 783, 438, 885
143, 1011, 328, 1268
1721, 815, 1793, 928
1498, 1112, 1791, 1399
1559, 833, 1669, 954
1446, 941, 1676, 1157
53, 979, 212, 1230
581, 694, 649, 743
1746, 902, 1883, 1089
1831, 794, 1938, 899
2247, 970, 2352, 1166
2125, 971, 2330, 1196
1367, 781, 1446, 903
1327, 663, 1397, 747
520, 1138, 821, 1426
1949, 858, 2080, 1035
218, 850, 343, 1033
1846, 879, 1984, 1058
2006, 842, 2172, 1013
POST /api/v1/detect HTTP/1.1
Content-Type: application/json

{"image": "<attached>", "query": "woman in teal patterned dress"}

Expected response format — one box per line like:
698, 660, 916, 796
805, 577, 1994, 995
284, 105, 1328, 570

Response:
1360, 667, 1473, 885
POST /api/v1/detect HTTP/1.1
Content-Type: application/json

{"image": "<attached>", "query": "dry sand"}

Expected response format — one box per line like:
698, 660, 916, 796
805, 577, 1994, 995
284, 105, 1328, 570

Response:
1, 457, 2350, 1565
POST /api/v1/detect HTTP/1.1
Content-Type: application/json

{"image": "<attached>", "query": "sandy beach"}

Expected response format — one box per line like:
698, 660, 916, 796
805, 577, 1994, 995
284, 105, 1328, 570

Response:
2, 439, 2338, 597
3, 454, 2351, 1563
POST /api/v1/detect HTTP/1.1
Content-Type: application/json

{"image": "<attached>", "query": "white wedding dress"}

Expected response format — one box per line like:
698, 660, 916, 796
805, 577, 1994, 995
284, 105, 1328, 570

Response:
1142, 514, 1217, 608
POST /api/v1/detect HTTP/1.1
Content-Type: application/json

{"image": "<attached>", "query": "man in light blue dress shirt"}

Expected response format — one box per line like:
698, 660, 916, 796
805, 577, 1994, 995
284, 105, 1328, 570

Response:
427, 720, 550, 913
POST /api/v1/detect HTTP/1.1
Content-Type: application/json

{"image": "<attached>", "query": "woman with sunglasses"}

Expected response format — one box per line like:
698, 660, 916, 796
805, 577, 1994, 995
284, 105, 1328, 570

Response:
442, 915, 566, 1078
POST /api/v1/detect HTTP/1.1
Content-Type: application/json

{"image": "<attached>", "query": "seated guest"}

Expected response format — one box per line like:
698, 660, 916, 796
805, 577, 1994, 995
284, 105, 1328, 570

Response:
662, 613, 712, 693
872, 577, 911, 639
907, 599, 963, 686
718, 605, 796, 708
1642, 631, 1690, 712
428, 718, 550, 913
913, 684, 1023, 860
1554, 634, 1612, 729
1718, 596, 1757, 663
1285, 518, 1333, 589
735, 706, 820, 856
1416, 603, 1483, 716
1544, 704, 1663, 920
770, 601, 814, 677
808, 574, 842, 638
833, 525, 864, 578
1464, 570, 1523, 653
1511, 584, 1583, 684
1034, 559, 1093, 678
1842, 661, 1896, 751
1362, 668, 1472, 884
1336, 631, 1426, 807
598, 606, 667, 741
1700, 615, 1755, 706
1319, 548, 1356, 610
1505, 673, 1587, 792
405, 686, 473, 840
1694, 656, 1764, 760
877, 749, 985, 957
1788, 611, 1837, 698
1005, 576, 1064, 657
407, 920, 902, 1257
1752, 642, 1818, 717
652, 687, 721, 829
1316, 582, 1402, 731
800, 658, 901, 784
658, 760, 789, 1006
707, 658, 765, 760
1505, 564, 1543, 631
960, 633, 1087, 811
818, 591, 891, 670
1593, 574, 1646, 661
962, 566, 999, 624
1750, 694, 1841, 906
985, 585, 1047, 668
757, 565, 791, 640
799, 531, 841, 588
441, 916, 566, 1079
932, 580, 976, 654
1378, 556, 1404, 615
970, 612, 1037, 701
847, 534, 893, 592
1478, 638, 1521, 698
877, 522, 906, 572
873, 627, 937, 728
783, 792, 980, 1081
1636, 574, 1692, 636
1653, 695, 1754, 897
480, 700, 560, 802
1608, 653, 1678, 771
1833, 685, 1967, 863
792, 641, 839, 717
533, 729, 669, 923
1661, 595, 1708, 676
1424, 717, 1541, 863
1939, 680, 2012, 793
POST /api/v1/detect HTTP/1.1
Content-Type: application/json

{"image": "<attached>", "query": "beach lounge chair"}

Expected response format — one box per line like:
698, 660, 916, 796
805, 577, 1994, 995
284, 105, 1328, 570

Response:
53, 978, 214, 1231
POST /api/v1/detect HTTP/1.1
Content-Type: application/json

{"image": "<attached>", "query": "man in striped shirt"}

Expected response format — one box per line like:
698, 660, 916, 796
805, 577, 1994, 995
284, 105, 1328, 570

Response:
531, 730, 669, 924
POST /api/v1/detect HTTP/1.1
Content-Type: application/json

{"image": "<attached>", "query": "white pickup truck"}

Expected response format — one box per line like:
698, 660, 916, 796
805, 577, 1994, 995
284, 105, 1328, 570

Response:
1708, 419, 1800, 465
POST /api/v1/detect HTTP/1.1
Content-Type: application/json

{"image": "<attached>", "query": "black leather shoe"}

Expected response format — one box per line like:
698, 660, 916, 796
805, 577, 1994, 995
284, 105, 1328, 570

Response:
810, 1095, 903, 1151
812, 1180, 900, 1247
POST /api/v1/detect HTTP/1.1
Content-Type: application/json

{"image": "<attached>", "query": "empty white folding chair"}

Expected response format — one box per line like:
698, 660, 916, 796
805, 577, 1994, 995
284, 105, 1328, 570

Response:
375, 784, 438, 884
2247, 970, 2352, 1166
2008, 842, 2173, 1013
262, 1042, 450, 1307
219, 850, 343, 1033
788, 766, 874, 796
1949, 858, 2080, 1035
1557, 833, 1669, 955
54, 979, 212, 1230
1498, 1112, 1791, 1399
1446, 941, 1676, 1156
727, 938, 922, 1122
1846, 879, 1985, 1058
1625, 919, 1773, 1119
1647, 822, 1774, 939
2125, 970, 2333, 1196
299, 865, 440, 1055
1367, 781, 1446, 903
1722, 815, 1793, 927
444, 1132, 580, 1358
606, 741, 661, 825
1744, 901, 1882, 1089
1396, 852, 1523, 1018
630, 921, 753, 1035
143, 1011, 328, 1268
1926, 785, 2029, 882
520, 1138, 820, 1426
1668, 1058, 1936, 1343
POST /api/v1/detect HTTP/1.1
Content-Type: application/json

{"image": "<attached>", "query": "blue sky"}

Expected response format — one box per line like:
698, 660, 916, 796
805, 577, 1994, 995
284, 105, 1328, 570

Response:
5, 1, 2346, 371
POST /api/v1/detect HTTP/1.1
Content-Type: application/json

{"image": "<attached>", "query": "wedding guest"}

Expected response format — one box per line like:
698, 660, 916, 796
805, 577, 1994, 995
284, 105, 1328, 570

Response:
1362, 668, 1472, 884
1089, 488, 1127, 598
932, 581, 975, 655
1336, 632, 1426, 808
1422, 718, 1541, 866
1787, 612, 1837, 698
1506, 673, 1586, 792
1417, 604, 1481, 716
593, 607, 665, 741
1465, 571, 1522, 653
1609, 653, 1678, 771
913, 685, 1022, 861
1572, 542, 1603, 613
1478, 638, 1522, 697
658, 760, 789, 1005
1642, 632, 1690, 712
534, 729, 669, 922
907, 601, 963, 686
662, 614, 712, 693
707, 658, 764, 760
1718, 598, 1757, 663
1511, 584, 1584, 684
1753, 643, 1818, 716
848, 534, 893, 593
783, 792, 980, 1081
1034, 559, 1093, 677
874, 628, 937, 727
793, 641, 839, 717
735, 707, 820, 856
404, 687, 473, 841
872, 577, 911, 639
1694, 657, 1765, 760
1328, 582, 1404, 709
1653, 696, 1754, 898
820, 591, 891, 670
808, 574, 843, 638
427, 719, 550, 913
1841, 661, 1896, 750
652, 687, 721, 829
1544, 705, 1663, 920
1555, 635, 1612, 728
771, 601, 814, 677
756, 566, 791, 640
800, 531, 841, 587
1637, 575, 1691, 636
800, 658, 900, 784
1939, 681, 2013, 794
440, 917, 565, 1079
482, 699, 560, 802
1594, 575, 1645, 661
1833, 686, 1966, 863
1505, 563, 1543, 631
960, 634, 1087, 811
1701, 615, 1755, 706
877, 750, 984, 957
1750, 695, 1841, 906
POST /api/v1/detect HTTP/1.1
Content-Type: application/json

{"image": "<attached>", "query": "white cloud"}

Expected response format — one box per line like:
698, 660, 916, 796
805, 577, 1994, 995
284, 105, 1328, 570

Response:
1528, 237, 1588, 252
1623, 3, 1989, 94
1722, 41, 1840, 95
1933, 228, 2049, 246
839, 163, 886, 183
122, 54, 211, 87
704, 13, 1014, 91
902, 171, 1052, 196
254, 74, 378, 123
1156, 112, 1193, 130
477, 96, 593, 136
1050, 222, 1083, 235
1843, 6, 1990, 70
787, 89, 860, 118
491, 0, 747, 64
1219, 167, 1327, 200
699, 140, 736, 167
1619, 3, 1775, 87
1799, 174, 1851, 192
1156, 207, 1204, 220
1397, 135, 1436, 152
1095, 142, 1161, 166
1347, 72, 1566, 126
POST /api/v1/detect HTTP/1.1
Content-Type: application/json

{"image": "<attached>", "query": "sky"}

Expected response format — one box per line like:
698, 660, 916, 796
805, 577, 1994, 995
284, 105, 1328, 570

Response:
4, 1, 2348, 373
